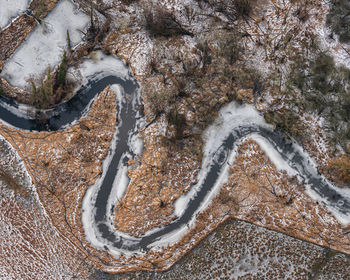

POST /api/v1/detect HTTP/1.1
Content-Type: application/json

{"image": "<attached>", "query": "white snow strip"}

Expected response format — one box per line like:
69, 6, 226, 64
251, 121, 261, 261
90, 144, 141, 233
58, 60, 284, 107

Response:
0, 0, 30, 29
251, 133, 298, 177
201, 102, 272, 171
105, 153, 130, 234
1, 0, 90, 89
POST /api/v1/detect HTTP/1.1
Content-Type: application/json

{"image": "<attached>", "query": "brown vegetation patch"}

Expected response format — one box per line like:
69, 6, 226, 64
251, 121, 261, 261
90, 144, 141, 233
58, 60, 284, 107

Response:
0, 168, 29, 198
29, 0, 60, 19
113, 121, 202, 237
323, 155, 350, 187
0, 15, 37, 69
219, 139, 350, 253
0, 86, 118, 272
0, 137, 91, 279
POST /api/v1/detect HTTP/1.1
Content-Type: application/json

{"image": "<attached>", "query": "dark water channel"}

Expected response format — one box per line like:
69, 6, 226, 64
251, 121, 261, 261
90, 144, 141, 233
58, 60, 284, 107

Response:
0, 73, 349, 253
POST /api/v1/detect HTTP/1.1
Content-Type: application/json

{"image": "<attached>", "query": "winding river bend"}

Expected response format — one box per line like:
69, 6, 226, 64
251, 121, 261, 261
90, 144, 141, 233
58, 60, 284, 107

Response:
1, 56, 350, 254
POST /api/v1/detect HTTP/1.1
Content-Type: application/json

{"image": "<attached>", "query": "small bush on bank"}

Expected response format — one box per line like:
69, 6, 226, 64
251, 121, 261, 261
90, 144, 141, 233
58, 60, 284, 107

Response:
264, 110, 306, 140
144, 6, 192, 37
57, 51, 68, 86
216, 34, 243, 65
31, 0, 48, 19
325, 155, 350, 186
142, 81, 175, 117
168, 109, 187, 140
31, 68, 54, 108
234, 0, 254, 19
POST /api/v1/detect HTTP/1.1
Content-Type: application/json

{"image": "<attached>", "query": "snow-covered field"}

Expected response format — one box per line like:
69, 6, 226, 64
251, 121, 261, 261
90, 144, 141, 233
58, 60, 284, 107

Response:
0, 0, 30, 29
0, 0, 89, 89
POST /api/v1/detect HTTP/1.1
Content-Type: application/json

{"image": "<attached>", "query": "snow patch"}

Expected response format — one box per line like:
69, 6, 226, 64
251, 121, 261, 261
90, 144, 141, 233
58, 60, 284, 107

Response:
1, 0, 89, 88
68, 51, 130, 86
0, 0, 30, 29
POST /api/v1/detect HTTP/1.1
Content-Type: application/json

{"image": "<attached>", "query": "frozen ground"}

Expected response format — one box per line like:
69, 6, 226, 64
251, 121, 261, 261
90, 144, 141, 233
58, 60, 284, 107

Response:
0, 135, 90, 279
0, 0, 89, 89
0, 0, 30, 29
94, 219, 350, 280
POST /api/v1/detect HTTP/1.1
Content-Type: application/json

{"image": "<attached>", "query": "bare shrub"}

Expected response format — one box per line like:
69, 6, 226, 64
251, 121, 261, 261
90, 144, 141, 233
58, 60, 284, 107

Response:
144, 5, 192, 37
294, 5, 310, 22
327, 0, 350, 43
167, 109, 187, 140
201, 0, 256, 21
142, 79, 176, 117
120, 0, 137, 4
234, 0, 254, 19
324, 155, 350, 186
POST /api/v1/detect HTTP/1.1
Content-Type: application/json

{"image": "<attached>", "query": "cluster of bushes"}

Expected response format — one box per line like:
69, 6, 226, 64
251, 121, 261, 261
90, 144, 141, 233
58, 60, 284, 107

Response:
265, 37, 350, 158
144, 32, 263, 143
264, 109, 306, 140
31, 50, 69, 108
193, 31, 263, 107
291, 52, 350, 150
326, 0, 350, 43
141, 2, 262, 144
267, 52, 350, 150
144, 0, 257, 38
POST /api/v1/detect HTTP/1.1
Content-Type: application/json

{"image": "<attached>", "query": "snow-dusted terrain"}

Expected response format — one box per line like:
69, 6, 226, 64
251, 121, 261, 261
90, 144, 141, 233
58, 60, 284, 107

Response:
83, 96, 350, 254
1, 0, 350, 275
0, 0, 30, 29
0, 0, 89, 88
0, 134, 91, 279
2, 47, 350, 254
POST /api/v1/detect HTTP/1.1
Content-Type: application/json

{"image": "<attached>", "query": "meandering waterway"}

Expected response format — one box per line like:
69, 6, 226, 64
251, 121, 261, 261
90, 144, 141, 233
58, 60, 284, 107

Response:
1, 54, 350, 255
